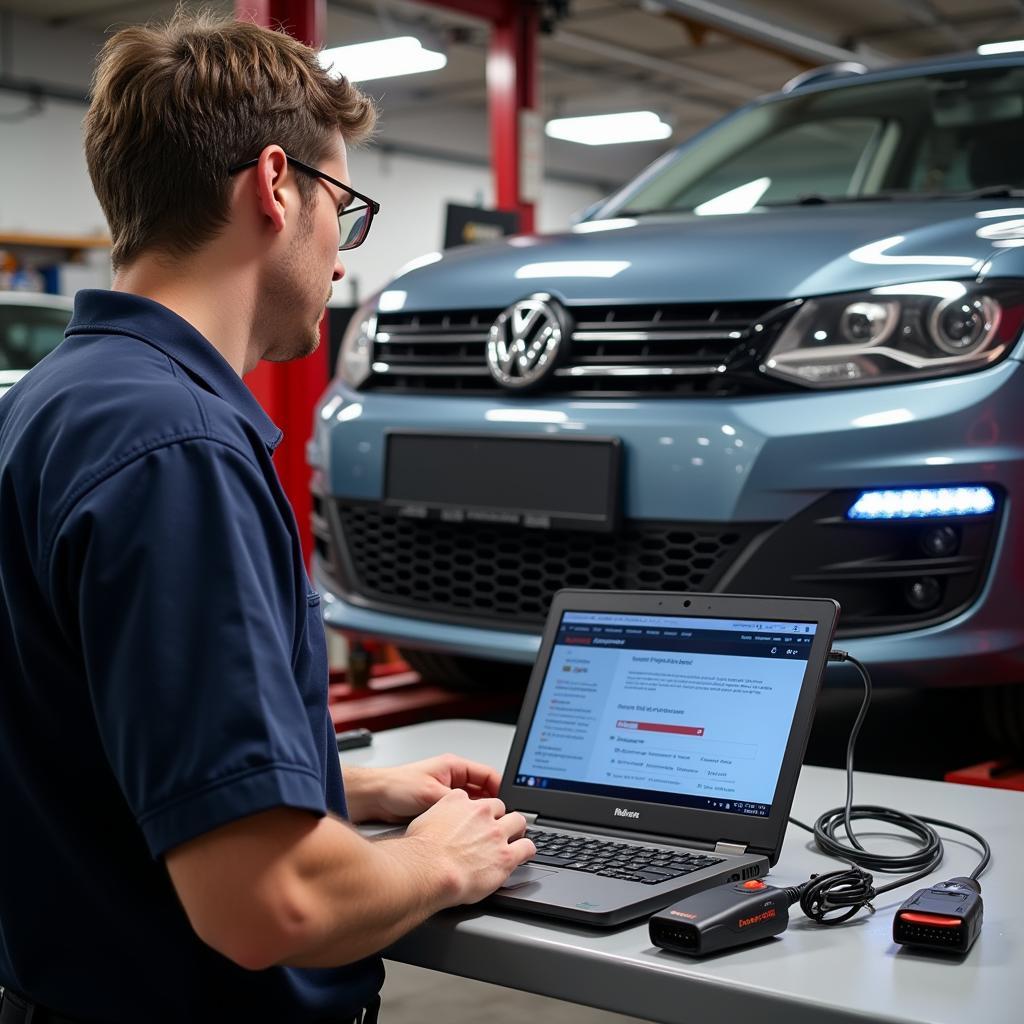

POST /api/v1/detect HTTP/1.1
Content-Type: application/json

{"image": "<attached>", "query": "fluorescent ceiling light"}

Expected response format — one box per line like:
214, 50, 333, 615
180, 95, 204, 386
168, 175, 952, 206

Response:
977, 40, 1024, 55
545, 111, 671, 146
319, 36, 446, 83
694, 177, 771, 216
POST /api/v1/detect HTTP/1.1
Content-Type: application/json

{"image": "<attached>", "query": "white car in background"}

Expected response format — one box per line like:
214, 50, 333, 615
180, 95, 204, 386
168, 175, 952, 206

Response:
0, 292, 74, 398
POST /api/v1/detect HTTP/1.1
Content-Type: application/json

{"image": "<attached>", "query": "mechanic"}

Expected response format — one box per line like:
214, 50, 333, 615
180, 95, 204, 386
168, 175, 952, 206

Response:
0, 12, 534, 1024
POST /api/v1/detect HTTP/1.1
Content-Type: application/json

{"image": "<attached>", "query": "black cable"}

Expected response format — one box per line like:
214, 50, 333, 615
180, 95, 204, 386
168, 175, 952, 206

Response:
785, 650, 991, 925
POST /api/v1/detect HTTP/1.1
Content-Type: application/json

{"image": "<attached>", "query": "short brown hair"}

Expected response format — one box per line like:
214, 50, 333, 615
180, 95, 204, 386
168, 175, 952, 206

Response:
84, 10, 376, 269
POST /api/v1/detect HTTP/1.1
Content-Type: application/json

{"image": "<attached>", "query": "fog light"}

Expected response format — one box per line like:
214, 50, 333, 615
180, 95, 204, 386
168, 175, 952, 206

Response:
905, 577, 942, 611
920, 525, 959, 558
848, 487, 995, 520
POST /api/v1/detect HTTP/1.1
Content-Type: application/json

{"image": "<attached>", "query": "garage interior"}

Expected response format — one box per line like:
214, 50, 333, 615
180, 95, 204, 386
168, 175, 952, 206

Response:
2, 1, 1023, 1023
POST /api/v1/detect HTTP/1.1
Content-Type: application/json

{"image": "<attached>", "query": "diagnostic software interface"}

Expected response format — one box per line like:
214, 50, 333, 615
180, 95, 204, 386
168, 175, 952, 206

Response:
516, 611, 817, 818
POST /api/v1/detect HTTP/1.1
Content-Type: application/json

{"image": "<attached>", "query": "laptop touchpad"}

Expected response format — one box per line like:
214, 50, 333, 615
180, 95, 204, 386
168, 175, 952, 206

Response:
500, 866, 557, 890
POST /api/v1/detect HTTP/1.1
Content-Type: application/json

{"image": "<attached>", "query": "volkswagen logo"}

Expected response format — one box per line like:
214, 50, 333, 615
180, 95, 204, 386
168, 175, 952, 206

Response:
487, 295, 568, 389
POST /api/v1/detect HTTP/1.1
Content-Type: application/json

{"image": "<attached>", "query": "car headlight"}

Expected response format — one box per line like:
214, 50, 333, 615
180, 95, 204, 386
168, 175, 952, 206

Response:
336, 298, 378, 389
762, 281, 1024, 388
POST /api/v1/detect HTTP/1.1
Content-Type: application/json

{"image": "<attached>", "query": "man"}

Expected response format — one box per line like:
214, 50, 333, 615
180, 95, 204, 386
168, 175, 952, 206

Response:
0, 12, 534, 1024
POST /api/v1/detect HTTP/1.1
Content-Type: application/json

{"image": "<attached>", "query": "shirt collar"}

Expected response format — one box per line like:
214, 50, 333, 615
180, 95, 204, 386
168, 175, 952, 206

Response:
67, 289, 283, 451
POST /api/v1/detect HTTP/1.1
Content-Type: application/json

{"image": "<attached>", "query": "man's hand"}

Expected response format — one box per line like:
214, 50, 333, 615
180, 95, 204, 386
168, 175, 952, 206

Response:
401, 789, 535, 907
343, 753, 501, 824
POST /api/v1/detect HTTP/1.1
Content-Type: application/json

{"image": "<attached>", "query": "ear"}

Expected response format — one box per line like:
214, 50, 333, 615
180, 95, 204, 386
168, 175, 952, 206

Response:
254, 145, 291, 234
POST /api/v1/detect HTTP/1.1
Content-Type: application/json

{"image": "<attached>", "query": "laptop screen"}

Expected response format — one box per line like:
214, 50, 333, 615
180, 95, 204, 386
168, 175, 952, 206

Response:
514, 610, 818, 819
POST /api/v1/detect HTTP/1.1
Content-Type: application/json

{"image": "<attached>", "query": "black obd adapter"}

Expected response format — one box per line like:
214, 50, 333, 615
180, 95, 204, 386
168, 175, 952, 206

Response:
650, 880, 791, 956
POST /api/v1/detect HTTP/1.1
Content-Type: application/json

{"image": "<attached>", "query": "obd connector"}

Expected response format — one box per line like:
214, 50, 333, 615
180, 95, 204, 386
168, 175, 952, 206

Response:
893, 877, 983, 954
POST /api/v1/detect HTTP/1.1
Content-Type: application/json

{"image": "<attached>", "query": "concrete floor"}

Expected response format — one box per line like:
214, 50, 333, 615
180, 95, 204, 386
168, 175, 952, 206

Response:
380, 961, 644, 1023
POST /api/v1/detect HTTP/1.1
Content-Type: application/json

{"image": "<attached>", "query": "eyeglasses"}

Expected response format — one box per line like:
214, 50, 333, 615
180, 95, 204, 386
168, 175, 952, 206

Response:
229, 152, 380, 250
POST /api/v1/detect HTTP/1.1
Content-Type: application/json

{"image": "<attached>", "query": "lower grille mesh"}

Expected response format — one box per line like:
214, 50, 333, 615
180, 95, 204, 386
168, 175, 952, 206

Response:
332, 502, 760, 627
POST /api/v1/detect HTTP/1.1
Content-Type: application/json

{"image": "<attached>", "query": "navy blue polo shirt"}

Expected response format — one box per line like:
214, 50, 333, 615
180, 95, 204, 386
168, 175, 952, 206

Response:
0, 290, 384, 1022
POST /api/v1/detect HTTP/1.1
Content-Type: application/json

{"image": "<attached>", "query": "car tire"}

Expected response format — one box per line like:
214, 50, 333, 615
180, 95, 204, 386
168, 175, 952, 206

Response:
399, 648, 531, 692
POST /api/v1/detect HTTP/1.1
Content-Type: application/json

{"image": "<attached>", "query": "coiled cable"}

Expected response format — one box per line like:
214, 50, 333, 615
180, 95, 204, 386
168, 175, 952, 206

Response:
786, 650, 990, 924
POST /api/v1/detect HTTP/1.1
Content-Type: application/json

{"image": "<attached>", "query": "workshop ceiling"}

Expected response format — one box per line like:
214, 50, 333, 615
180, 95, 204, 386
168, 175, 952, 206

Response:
3, 0, 1024, 189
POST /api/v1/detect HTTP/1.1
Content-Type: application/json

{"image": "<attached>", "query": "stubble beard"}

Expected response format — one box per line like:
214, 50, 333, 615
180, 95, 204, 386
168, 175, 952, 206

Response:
260, 207, 330, 363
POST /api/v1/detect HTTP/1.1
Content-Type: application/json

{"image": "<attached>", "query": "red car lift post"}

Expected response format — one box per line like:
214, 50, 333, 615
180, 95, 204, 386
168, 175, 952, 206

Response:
411, 0, 540, 233
234, 0, 537, 728
235, 0, 329, 570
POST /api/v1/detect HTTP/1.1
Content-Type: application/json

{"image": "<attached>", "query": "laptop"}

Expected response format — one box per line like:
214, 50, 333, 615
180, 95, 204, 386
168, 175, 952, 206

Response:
490, 589, 838, 927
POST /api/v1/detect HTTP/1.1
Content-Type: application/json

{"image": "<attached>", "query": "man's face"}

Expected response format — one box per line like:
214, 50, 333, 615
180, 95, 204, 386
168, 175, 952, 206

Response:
260, 133, 349, 363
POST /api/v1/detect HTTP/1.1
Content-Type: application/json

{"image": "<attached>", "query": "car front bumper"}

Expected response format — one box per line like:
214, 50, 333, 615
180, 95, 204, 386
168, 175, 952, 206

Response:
311, 358, 1024, 688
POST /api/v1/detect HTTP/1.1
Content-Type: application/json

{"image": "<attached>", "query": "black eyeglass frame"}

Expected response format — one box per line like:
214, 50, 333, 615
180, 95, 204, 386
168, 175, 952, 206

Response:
229, 152, 380, 250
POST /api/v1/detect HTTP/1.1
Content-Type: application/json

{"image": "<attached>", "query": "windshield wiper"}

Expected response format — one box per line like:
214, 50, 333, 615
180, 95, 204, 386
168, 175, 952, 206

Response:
617, 207, 687, 217
621, 195, 901, 214
782, 193, 897, 206
618, 185, 1024, 217
940, 185, 1024, 200
782, 186, 1024, 205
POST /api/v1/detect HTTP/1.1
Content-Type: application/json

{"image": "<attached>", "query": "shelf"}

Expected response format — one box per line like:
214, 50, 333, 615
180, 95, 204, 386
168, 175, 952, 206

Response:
0, 232, 110, 251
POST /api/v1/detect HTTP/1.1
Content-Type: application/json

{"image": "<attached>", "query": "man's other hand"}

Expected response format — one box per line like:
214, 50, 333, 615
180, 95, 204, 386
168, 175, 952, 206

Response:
343, 754, 501, 823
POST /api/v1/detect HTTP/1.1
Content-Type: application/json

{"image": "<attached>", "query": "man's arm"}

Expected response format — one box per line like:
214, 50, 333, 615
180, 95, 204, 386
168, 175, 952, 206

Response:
165, 789, 534, 971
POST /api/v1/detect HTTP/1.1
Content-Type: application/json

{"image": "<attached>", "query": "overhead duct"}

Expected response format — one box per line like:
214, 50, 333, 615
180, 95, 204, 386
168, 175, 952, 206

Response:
644, 0, 893, 68
553, 29, 761, 102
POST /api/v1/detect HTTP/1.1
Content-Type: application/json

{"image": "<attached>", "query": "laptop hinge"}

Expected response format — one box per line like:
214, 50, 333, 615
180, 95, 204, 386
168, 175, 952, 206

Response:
715, 841, 747, 856
520, 812, 539, 825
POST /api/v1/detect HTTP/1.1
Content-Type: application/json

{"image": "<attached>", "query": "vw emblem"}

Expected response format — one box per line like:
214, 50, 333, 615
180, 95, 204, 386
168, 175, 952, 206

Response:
487, 295, 567, 389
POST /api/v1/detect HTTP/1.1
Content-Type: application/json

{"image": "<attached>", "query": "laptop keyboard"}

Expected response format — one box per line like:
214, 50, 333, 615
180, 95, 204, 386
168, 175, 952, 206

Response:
525, 828, 725, 885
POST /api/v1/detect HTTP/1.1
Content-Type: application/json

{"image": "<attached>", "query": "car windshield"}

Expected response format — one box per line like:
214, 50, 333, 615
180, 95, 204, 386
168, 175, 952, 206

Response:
0, 303, 70, 372
613, 65, 1024, 216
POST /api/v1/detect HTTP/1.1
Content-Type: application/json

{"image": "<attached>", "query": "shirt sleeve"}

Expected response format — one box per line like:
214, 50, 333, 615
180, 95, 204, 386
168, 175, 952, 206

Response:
50, 437, 327, 858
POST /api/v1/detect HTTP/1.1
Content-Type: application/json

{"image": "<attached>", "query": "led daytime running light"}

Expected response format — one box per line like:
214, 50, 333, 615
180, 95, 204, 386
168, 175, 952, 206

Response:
848, 487, 995, 520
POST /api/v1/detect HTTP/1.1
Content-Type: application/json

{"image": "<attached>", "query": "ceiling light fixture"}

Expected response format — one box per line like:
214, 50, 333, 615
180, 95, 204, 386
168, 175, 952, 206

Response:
545, 111, 672, 146
319, 36, 447, 83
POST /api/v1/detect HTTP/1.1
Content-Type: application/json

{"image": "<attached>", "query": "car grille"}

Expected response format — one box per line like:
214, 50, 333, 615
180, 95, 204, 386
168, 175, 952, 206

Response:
312, 492, 1003, 641
366, 300, 798, 396
317, 500, 763, 628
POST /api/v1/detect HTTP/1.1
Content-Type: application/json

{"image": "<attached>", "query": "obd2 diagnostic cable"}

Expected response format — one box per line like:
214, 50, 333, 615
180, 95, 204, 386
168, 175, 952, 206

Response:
652, 651, 990, 957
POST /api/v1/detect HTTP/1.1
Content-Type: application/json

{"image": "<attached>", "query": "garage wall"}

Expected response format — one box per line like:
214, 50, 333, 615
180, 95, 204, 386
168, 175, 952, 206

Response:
0, 13, 604, 301
0, 96, 108, 239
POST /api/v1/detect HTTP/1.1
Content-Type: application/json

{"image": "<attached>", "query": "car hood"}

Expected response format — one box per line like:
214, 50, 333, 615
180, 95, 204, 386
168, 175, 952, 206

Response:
383, 201, 1024, 312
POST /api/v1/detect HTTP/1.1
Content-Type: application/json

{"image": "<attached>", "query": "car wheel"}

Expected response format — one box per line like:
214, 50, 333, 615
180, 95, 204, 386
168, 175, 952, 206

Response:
399, 648, 531, 692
